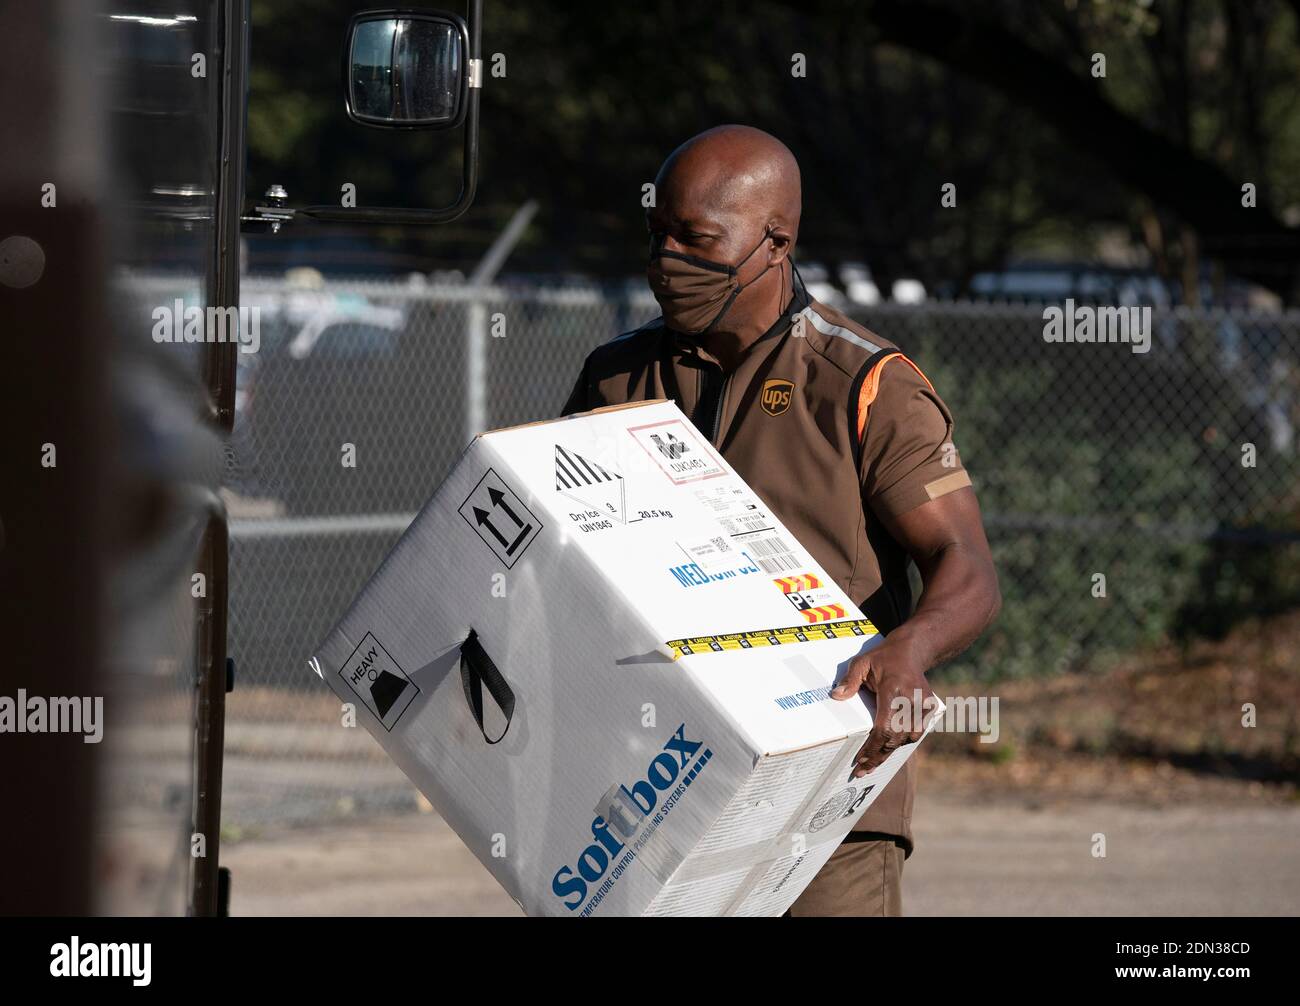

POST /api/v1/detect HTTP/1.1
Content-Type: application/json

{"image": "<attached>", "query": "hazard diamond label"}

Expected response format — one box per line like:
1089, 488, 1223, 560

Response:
627, 418, 726, 486
554, 443, 626, 523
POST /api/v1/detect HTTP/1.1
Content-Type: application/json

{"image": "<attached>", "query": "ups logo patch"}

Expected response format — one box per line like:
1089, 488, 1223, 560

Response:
760, 378, 795, 417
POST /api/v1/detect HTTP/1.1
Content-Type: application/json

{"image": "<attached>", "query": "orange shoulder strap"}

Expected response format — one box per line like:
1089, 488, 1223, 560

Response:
855, 352, 934, 442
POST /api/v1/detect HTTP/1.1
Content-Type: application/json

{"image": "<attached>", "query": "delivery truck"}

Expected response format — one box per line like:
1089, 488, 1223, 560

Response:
0, 0, 484, 915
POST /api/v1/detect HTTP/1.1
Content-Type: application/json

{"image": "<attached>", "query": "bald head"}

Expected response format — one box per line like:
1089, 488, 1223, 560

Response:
645, 125, 803, 352
657, 125, 801, 238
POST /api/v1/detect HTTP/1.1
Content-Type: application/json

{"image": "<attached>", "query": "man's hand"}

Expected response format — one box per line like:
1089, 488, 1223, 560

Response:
832, 637, 935, 778
829, 487, 1000, 778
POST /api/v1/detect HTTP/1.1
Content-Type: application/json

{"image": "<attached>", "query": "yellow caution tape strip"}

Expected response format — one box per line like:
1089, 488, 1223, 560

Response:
665, 617, 880, 659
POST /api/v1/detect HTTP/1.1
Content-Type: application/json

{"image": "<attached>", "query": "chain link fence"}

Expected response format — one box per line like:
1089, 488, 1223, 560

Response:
220, 275, 1300, 828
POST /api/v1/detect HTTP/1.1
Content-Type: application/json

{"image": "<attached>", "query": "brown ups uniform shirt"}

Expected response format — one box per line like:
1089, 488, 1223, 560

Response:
560, 284, 971, 851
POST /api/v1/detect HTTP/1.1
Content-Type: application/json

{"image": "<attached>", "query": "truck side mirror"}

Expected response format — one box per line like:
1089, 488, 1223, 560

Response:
344, 8, 470, 130
251, 1, 481, 228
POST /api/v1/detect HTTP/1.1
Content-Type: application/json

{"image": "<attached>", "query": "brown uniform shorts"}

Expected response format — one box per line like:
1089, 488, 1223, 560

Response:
784, 834, 906, 917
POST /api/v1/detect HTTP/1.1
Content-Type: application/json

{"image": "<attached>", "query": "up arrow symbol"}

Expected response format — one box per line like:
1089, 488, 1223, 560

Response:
472, 506, 512, 549
488, 486, 525, 527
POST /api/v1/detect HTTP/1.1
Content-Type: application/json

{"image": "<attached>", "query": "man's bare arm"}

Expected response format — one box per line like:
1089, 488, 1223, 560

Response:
880, 486, 1001, 670
832, 486, 1001, 775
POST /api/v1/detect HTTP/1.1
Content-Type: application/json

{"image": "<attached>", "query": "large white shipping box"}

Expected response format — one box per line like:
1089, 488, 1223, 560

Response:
309, 399, 938, 916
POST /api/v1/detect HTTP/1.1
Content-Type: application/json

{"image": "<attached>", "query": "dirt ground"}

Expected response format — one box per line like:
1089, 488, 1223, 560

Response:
220, 784, 1300, 916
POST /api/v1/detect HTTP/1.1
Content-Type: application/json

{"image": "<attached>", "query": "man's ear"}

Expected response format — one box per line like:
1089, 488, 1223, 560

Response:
767, 223, 793, 266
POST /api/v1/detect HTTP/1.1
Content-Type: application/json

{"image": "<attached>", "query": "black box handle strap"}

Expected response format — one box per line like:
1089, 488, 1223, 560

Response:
459, 629, 515, 745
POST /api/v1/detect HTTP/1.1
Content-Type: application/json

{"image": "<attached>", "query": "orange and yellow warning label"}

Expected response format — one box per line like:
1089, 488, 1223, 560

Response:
800, 604, 846, 624
774, 574, 821, 593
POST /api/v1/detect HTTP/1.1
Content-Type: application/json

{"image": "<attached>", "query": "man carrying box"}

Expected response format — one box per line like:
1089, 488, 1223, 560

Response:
561, 125, 1001, 916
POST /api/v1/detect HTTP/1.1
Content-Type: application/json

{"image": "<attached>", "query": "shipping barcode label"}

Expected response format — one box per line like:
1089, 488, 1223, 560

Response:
719, 513, 775, 537
745, 535, 801, 573
755, 554, 800, 574
695, 484, 777, 538
678, 534, 737, 570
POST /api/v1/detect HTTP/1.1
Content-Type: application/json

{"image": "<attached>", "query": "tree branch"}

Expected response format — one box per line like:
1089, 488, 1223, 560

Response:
859, 0, 1299, 298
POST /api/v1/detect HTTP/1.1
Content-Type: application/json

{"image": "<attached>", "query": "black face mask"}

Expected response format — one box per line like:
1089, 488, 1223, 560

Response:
647, 230, 773, 335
